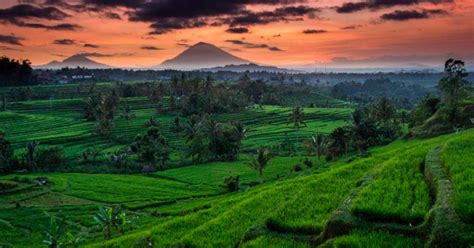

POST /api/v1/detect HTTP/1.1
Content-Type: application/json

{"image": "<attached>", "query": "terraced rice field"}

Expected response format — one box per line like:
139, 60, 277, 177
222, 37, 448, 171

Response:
350, 146, 431, 224
1, 87, 473, 247
0, 97, 351, 166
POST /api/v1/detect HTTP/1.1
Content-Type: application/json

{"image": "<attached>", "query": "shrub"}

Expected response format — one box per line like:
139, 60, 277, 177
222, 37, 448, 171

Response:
224, 176, 240, 192
302, 158, 313, 168
141, 165, 156, 174
292, 164, 303, 172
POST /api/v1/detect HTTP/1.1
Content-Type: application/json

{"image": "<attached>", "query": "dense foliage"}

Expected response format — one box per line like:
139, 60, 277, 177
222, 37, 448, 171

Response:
0, 56, 36, 87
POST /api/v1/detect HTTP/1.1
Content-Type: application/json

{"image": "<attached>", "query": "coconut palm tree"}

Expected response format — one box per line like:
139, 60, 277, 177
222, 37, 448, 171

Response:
312, 133, 327, 162
288, 106, 306, 129
26, 141, 39, 171
248, 148, 273, 184
183, 115, 201, 143
144, 117, 162, 128
119, 104, 136, 140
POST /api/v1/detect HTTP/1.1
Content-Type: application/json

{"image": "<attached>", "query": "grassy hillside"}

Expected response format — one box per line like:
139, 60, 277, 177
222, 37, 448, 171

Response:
1, 128, 473, 247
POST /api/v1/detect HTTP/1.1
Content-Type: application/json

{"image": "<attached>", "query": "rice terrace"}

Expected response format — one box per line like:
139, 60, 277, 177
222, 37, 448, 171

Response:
0, 0, 473, 247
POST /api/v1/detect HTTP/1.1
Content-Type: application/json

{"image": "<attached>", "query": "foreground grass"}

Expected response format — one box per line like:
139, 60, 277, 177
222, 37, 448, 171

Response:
2, 126, 473, 247
441, 131, 474, 223
331, 230, 423, 248
350, 146, 431, 224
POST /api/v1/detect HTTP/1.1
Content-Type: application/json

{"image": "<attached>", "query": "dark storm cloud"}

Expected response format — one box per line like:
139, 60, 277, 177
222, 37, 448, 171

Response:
335, 2, 369, 13
226, 27, 249, 33
177, 42, 191, 48
15, 22, 80, 30
8, 1, 317, 34
0, 4, 69, 20
71, 0, 315, 34
51, 53, 67, 57
380, 9, 447, 21
224, 6, 319, 27
335, 0, 454, 13
0, 4, 81, 30
0, 46, 24, 51
141, 46, 163, 50
53, 39, 76, 45
84, 43, 99, 48
225, 39, 283, 51
0, 34, 24, 46
102, 12, 121, 20
303, 29, 327, 34
341, 25, 363, 30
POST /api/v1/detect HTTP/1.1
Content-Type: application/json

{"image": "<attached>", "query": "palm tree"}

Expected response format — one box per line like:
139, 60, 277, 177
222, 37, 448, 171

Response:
26, 141, 39, 171
144, 117, 162, 128
312, 133, 326, 162
119, 104, 136, 140
288, 106, 306, 129
248, 148, 273, 184
183, 115, 201, 143
231, 121, 247, 143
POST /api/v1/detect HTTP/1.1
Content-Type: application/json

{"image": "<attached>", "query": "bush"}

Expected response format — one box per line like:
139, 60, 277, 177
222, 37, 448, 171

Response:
292, 164, 303, 172
224, 176, 240, 192
36, 146, 65, 172
302, 158, 313, 168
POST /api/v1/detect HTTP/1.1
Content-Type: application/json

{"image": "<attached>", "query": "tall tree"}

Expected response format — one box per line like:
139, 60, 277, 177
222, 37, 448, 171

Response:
131, 127, 170, 171
438, 59, 470, 125
2, 93, 6, 111
0, 56, 35, 87
247, 148, 273, 184
312, 133, 327, 162
119, 104, 136, 140
0, 132, 13, 171
144, 117, 162, 128
330, 127, 352, 156
289, 106, 307, 129
26, 141, 39, 171
370, 97, 396, 124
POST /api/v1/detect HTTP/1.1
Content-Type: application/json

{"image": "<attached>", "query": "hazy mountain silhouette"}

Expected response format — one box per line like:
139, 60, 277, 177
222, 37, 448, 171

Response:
202, 63, 300, 73
39, 54, 112, 69
159, 42, 249, 70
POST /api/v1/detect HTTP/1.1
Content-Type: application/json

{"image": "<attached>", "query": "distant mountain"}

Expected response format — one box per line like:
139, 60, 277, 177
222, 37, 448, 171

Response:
202, 63, 300, 73
38, 54, 112, 69
159, 42, 250, 70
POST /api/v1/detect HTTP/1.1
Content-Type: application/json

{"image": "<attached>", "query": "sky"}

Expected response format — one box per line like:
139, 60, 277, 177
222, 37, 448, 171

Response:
0, 0, 473, 69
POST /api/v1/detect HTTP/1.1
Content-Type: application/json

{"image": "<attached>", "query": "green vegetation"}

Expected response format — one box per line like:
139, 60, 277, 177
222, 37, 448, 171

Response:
350, 146, 431, 224
0, 59, 473, 247
330, 230, 423, 248
441, 131, 474, 223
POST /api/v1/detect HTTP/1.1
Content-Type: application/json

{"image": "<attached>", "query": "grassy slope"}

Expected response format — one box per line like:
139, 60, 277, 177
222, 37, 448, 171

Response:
441, 131, 474, 223
1, 130, 473, 247
350, 146, 431, 224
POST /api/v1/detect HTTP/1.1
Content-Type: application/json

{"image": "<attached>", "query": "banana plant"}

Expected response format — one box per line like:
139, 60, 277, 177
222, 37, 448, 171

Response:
93, 206, 127, 239
42, 215, 66, 248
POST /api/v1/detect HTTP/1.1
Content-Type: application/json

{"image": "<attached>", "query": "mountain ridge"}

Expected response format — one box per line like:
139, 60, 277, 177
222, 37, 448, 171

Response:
158, 42, 250, 70
38, 54, 112, 69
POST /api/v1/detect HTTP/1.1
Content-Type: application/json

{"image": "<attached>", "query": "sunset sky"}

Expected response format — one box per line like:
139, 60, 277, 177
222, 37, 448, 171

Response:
0, 0, 473, 69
